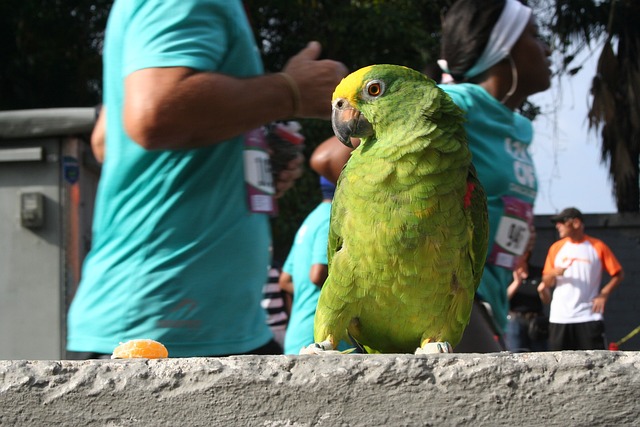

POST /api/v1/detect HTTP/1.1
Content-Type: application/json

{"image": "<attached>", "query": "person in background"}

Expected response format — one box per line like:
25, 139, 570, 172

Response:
538, 207, 624, 350
505, 256, 549, 352
433, 0, 551, 352
279, 176, 335, 355
311, 0, 551, 352
261, 260, 288, 351
66, 0, 348, 358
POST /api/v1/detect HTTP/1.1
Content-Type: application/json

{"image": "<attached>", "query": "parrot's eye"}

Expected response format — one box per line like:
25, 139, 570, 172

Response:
364, 80, 385, 98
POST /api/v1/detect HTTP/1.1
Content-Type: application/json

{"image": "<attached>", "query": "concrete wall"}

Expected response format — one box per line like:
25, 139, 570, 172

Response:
1, 352, 638, 426
532, 213, 640, 350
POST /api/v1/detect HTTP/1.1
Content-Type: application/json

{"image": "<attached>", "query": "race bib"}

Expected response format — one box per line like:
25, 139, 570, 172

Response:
488, 196, 533, 270
243, 128, 277, 215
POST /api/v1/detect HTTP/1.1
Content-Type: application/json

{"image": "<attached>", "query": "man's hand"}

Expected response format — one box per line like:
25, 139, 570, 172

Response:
274, 152, 304, 198
592, 293, 608, 314
507, 268, 526, 300
282, 41, 348, 119
537, 282, 552, 305
550, 266, 567, 276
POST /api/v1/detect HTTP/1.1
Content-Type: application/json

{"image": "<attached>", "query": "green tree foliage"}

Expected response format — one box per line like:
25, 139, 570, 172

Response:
0, 0, 112, 110
533, 0, 640, 211
586, 1, 640, 212
244, 0, 449, 73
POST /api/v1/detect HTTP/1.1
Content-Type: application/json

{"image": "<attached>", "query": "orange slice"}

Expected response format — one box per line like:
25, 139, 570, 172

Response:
111, 339, 168, 359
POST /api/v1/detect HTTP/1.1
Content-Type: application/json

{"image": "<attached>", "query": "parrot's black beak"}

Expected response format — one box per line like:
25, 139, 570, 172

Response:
331, 98, 373, 148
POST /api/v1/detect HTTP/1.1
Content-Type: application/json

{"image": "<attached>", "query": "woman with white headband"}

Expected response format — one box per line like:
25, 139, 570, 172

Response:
439, 0, 552, 352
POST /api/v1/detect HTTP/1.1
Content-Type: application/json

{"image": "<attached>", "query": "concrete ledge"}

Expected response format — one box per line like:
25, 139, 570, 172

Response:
1, 351, 639, 426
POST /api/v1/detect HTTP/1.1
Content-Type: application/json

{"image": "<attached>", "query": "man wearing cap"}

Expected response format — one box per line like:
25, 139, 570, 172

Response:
538, 207, 624, 350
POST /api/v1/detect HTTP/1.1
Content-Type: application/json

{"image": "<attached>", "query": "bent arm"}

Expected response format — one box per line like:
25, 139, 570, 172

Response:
540, 273, 557, 289
592, 270, 624, 314
601, 270, 624, 298
279, 271, 294, 295
537, 282, 552, 305
124, 42, 347, 151
91, 107, 106, 163
278, 270, 294, 316
537, 273, 557, 305
507, 270, 523, 300
309, 264, 328, 288
124, 68, 297, 150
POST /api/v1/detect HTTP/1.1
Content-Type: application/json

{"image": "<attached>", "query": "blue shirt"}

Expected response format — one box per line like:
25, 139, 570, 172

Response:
441, 84, 537, 333
282, 202, 332, 354
67, 0, 272, 356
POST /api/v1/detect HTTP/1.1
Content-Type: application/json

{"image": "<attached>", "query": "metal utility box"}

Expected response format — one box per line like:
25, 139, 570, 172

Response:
0, 108, 99, 359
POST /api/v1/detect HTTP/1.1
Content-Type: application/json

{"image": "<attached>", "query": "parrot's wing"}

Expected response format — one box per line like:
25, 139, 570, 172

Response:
466, 163, 489, 291
327, 216, 342, 270
326, 171, 347, 269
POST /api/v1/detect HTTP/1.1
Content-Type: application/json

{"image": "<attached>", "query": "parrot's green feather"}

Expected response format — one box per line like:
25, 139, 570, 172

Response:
316, 64, 488, 353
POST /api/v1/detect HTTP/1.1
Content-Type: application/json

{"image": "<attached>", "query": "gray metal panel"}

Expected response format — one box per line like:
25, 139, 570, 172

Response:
0, 108, 95, 139
0, 147, 44, 162
0, 138, 63, 359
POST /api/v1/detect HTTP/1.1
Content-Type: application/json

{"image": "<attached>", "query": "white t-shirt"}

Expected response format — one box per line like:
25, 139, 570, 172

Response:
543, 236, 622, 324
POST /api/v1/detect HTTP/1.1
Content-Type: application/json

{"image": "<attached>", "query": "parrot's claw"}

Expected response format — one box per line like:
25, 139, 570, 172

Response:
299, 340, 340, 355
415, 342, 453, 354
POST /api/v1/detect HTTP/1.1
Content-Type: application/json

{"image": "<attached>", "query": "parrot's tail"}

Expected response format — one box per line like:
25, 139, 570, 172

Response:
347, 330, 367, 354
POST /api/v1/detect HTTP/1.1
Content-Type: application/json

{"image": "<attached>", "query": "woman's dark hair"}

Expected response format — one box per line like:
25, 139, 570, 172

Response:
440, 0, 506, 82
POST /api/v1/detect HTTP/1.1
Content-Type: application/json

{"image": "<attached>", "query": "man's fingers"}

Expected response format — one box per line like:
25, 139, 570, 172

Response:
295, 41, 322, 60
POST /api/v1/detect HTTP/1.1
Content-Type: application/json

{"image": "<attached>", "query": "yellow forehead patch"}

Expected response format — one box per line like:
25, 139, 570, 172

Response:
332, 65, 375, 102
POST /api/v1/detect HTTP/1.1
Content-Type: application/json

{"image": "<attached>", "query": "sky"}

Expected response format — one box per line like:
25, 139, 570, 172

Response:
528, 44, 618, 215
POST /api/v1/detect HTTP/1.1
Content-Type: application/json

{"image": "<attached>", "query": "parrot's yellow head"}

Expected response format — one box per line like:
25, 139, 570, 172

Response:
331, 64, 435, 148
331, 65, 378, 107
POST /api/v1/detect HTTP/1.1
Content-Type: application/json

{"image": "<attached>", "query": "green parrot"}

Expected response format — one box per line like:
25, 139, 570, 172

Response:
306, 64, 488, 354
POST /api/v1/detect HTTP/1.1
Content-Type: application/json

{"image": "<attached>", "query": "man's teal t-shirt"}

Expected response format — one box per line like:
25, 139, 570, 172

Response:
67, 0, 273, 356
441, 84, 538, 334
282, 202, 331, 354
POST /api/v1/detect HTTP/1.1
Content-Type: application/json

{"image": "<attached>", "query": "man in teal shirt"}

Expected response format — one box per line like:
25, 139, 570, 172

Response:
66, 0, 347, 357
